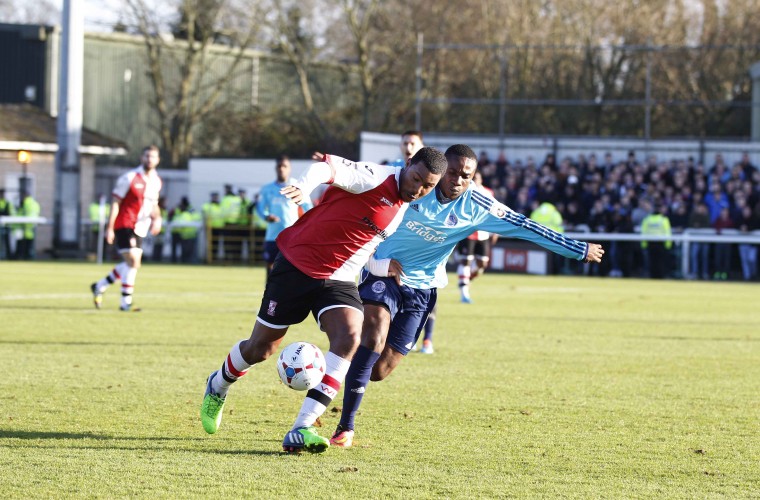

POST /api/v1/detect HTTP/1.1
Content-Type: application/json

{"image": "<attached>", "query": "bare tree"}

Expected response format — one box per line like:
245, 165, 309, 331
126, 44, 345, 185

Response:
124, 0, 261, 166
0, 0, 59, 25
267, 0, 333, 139
340, 0, 379, 130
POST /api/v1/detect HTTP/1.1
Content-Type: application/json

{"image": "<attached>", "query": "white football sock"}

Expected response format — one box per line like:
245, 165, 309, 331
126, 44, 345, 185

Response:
291, 351, 350, 430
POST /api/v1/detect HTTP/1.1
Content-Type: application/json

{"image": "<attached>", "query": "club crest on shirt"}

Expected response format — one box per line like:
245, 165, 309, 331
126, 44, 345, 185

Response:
371, 281, 386, 293
410, 204, 420, 212
491, 202, 509, 219
267, 300, 277, 316
445, 211, 458, 226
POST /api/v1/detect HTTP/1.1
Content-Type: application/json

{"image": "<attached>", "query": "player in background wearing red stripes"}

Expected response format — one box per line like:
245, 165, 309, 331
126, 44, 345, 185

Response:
90, 145, 163, 312
457, 170, 498, 304
200, 148, 448, 453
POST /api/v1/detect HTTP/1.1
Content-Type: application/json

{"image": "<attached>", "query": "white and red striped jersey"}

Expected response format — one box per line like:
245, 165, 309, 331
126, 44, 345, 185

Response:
277, 155, 408, 281
112, 166, 162, 237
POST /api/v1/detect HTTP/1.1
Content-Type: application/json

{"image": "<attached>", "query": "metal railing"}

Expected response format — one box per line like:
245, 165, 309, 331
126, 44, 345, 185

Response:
563, 228, 760, 279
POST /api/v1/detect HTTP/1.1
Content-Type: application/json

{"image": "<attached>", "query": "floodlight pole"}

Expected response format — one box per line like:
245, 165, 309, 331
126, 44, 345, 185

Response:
54, 0, 84, 252
415, 32, 423, 131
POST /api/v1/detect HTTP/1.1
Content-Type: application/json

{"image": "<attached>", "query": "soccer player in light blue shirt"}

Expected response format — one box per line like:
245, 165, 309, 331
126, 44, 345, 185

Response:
256, 155, 313, 275
329, 144, 605, 448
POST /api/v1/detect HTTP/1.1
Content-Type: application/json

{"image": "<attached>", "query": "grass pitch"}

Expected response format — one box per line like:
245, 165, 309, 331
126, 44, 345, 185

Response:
0, 261, 758, 498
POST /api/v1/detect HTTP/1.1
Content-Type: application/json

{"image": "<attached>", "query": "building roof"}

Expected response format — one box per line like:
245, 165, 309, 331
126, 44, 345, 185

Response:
0, 103, 127, 155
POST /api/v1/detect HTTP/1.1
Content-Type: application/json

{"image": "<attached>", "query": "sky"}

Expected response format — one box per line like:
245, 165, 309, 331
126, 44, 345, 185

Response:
78, 0, 125, 31
51, 0, 173, 32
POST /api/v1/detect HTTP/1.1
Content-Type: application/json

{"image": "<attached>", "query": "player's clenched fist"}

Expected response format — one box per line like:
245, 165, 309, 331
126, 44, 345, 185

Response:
584, 243, 604, 263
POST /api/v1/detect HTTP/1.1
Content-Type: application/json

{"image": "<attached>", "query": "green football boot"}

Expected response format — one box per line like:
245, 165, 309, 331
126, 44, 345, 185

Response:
201, 371, 226, 434
282, 426, 330, 453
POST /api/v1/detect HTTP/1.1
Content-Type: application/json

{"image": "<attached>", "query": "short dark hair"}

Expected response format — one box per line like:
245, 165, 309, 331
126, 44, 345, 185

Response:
402, 130, 423, 141
276, 154, 290, 164
444, 144, 477, 163
142, 145, 160, 155
410, 147, 447, 175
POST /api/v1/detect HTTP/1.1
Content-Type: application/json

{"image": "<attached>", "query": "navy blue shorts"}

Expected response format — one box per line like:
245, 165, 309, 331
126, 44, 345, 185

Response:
258, 253, 363, 329
263, 240, 280, 264
358, 270, 437, 355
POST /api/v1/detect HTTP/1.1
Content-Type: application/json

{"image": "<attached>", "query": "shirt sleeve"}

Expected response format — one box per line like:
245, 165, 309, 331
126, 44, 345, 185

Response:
292, 155, 399, 197
112, 172, 132, 200
327, 155, 399, 194
474, 197, 588, 261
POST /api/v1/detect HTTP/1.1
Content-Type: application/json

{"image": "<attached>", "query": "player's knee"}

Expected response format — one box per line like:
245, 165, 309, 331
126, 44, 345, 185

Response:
361, 319, 386, 351
360, 332, 384, 351
327, 328, 362, 359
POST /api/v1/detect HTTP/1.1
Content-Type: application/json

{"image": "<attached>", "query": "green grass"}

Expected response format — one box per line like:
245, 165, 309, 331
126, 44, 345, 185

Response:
0, 261, 758, 498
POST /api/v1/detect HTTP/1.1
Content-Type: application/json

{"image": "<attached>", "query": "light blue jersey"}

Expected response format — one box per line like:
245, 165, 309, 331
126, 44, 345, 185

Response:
374, 185, 589, 289
256, 181, 313, 241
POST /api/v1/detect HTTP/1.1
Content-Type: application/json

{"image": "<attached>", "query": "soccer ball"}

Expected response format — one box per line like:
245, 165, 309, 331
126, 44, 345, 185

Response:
276, 342, 326, 391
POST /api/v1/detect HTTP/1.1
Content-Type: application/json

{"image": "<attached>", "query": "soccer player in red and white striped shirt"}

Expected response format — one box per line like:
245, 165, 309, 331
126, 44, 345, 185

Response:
200, 148, 448, 453
90, 145, 163, 312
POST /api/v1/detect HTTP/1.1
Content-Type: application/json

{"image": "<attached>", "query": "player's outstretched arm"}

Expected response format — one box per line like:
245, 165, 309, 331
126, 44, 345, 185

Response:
584, 242, 604, 263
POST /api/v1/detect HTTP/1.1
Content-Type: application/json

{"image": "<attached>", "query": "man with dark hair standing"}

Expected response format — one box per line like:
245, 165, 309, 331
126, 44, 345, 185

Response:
90, 145, 163, 311
0, 188, 14, 259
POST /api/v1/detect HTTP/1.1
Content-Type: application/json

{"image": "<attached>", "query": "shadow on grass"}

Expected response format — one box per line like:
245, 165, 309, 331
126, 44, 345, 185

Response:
0, 340, 211, 347
0, 430, 284, 456
631, 335, 759, 342
0, 430, 113, 440
0, 430, 205, 441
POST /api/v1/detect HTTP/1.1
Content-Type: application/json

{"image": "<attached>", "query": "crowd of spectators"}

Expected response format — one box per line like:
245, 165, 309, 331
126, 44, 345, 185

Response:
477, 149, 760, 281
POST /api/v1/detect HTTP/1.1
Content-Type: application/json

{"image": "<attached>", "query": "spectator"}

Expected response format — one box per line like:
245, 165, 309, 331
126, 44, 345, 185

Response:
88, 194, 111, 261
202, 192, 225, 262
687, 202, 712, 280
640, 202, 672, 279
15, 192, 41, 260
704, 182, 729, 223
221, 184, 243, 261
175, 197, 200, 263
0, 188, 15, 259
737, 203, 760, 281
609, 206, 635, 277
712, 207, 734, 280
739, 152, 757, 180
530, 197, 565, 274
169, 198, 187, 263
